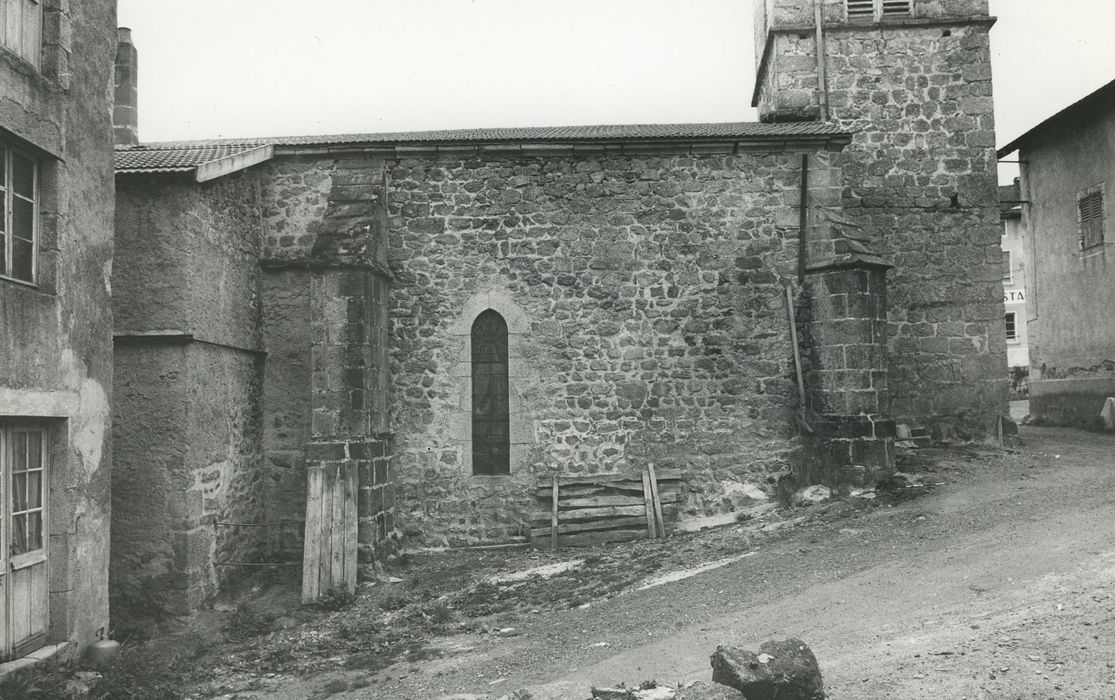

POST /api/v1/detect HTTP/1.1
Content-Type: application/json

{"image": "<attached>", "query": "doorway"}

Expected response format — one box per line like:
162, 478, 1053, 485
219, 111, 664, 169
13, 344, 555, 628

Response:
0, 423, 49, 660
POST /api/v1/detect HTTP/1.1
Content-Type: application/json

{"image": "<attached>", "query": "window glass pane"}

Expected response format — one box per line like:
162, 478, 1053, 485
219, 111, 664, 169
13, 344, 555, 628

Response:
471, 310, 510, 476
21, 0, 40, 67
13, 196, 33, 239
27, 511, 41, 551
27, 430, 40, 468
12, 153, 33, 197
27, 470, 40, 509
12, 236, 32, 281
11, 514, 27, 555
13, 430, 27, 471
13, 472, 27, 511
4, 0, 23, 56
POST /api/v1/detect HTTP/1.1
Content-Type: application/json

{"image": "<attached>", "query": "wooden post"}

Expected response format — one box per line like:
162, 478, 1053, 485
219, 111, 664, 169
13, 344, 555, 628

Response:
302, 459, 359, 603
648, 464, 666, 538
641, 471, 657, 538
550, 476, 560, 552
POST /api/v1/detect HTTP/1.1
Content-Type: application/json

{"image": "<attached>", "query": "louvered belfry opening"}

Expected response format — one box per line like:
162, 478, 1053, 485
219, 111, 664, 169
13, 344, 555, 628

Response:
1079, 191, 1105, 249
847, 0, 911, 21
471, 310, 511, 475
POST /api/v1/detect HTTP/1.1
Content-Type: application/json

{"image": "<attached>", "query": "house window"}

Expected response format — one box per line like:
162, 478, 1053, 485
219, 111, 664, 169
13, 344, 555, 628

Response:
0, 0, 42, 68
1004, 312, 1017, 341
847, 0, 911, 22
1001, 249, 1012, 283
471, 310, 510, 476
0, 142, 38, 284
1079, 189, 1105, 250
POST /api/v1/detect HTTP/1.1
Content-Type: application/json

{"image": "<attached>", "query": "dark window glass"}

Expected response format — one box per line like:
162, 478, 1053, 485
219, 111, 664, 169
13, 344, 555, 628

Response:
471, 310, 510, 476
1004, 313, 1017, 341
12, 153, 33, 197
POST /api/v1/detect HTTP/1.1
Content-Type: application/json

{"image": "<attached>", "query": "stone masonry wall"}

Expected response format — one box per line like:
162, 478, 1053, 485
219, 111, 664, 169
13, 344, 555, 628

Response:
381, 150, 842, 545
757, 9, 1007, 440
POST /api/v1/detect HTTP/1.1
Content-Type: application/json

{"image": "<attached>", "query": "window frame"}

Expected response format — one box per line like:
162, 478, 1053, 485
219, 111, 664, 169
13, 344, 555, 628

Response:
0, 139, 39, 286
847, 0, 912, 22
1078, 186, 1105, 252
1004, 312, 1017, 342
0, 0, 43, 69
1001, 249, 1012, 284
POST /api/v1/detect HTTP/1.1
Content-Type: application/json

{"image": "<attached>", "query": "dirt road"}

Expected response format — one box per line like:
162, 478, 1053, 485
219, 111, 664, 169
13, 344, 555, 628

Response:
208, 427, 1115, 699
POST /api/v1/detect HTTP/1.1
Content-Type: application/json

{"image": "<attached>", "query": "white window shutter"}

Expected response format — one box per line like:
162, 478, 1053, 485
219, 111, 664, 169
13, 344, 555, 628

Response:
881, 0, 912, 17
846, 0, 875, 21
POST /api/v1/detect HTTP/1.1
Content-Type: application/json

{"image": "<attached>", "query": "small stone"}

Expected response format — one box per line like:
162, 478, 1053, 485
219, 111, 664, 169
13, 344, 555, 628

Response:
675, 680, 747, 699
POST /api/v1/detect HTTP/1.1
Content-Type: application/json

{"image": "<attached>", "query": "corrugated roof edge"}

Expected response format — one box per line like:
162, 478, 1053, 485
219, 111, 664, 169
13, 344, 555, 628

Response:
997, 78, 1115, 158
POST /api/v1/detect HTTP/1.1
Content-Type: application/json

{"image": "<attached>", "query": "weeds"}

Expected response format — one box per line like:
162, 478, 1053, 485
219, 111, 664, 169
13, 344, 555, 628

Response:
316, 586, 356, 612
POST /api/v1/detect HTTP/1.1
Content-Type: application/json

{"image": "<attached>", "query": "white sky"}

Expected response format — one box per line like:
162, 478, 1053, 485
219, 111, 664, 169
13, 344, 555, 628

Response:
118, 0, 1115, 181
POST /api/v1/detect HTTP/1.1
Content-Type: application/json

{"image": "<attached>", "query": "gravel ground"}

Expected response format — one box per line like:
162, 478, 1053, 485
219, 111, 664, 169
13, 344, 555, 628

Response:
181, 426, 1115, 700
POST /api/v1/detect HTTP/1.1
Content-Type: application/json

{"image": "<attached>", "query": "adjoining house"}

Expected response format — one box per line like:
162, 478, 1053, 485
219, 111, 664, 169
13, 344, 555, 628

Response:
998, 78, 1115, 428
0, 0, 118, 665
110, 0, 1007, 620
999, 179, 1029, 395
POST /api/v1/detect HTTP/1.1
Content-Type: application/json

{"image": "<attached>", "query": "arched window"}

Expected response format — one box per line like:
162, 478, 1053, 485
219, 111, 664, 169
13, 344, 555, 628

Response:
471, 310, 510, 475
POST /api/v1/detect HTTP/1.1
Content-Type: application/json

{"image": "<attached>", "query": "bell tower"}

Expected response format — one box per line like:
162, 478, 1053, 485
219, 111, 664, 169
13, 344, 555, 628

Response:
754, 0, 1008, 440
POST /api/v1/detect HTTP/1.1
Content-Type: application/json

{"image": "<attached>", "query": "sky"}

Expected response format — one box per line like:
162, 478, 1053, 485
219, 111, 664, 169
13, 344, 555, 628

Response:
118, 0, 1115, 180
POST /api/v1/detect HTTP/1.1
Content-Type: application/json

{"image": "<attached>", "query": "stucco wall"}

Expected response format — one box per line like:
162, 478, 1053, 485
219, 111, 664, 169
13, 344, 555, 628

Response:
112, 172, 268, 620
1021, 108, 1115, 378
0, 0, 117, 657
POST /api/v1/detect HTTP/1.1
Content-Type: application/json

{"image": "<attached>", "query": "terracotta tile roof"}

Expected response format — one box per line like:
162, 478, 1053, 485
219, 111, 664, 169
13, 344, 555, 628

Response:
114, 143, 267, 174
115, 121, 852, 174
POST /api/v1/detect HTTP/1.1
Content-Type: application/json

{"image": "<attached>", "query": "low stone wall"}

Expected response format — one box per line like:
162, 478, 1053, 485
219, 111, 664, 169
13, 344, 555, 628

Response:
1029, 376, 1115, 430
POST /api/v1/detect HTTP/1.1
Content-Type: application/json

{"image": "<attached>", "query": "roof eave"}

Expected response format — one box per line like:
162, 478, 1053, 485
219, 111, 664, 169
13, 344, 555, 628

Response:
271, 133, 855, 158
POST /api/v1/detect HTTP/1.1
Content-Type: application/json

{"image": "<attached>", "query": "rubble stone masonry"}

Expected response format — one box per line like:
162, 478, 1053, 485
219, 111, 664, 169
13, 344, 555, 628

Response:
381, 150, 841, 545
756, 0, 1007, 439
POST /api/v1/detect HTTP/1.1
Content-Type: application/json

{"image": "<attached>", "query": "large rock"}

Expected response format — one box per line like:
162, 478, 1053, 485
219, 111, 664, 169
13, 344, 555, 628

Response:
710, 639, 824, 700
791, 485, 832, 508
674, 680, 747, 699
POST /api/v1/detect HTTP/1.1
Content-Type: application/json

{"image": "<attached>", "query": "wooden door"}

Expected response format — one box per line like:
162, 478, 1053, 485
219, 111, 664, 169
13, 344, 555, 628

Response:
0, 425, 49, 660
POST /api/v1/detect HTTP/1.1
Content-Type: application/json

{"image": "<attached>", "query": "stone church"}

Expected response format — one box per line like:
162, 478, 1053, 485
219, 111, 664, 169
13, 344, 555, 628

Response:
111, 0, 1005, 620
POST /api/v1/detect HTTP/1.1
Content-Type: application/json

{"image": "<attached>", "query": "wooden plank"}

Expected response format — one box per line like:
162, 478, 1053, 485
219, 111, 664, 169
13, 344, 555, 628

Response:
529, 515, 653, 539
641, 471, 657, 538
343, 462, 358, 594
30, 563, 46, 640
536, 482, 679, 499
544, 470, 682, 487
550, 476, 559, 552
318, 466, 335, 596
10, 567, 29, 645
330, 464, 345, 591
648, 464, 666, 539
301, 467, 324, 603
558, 492, 676, 509
556, 528, 647, 548
531, 503, 678, 524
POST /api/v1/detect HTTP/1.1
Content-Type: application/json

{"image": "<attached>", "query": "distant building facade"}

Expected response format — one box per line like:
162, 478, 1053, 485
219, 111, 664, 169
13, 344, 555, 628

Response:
998, 79, 1115, 428
999, 180, 1029, 388
111, 0, 1007, 619
0, 0, 118, 663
